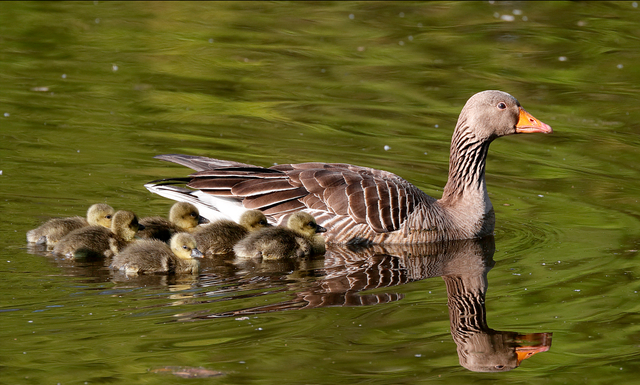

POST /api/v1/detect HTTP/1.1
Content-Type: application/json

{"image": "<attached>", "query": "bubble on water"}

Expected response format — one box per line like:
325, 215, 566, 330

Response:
208, 38, 214, 43
349, 14, 354, 20
633, 2, 638, 8
112, 64, 118, 72
399, 41, 404, 46
95, 18, 100, 24
3, 113, 9, 117
538, 194, 544, 197
617, 64, 623, 69
558, 56, 567, 62
399, 12, 405, 17
62, 74, 67, 79
500, 14, 515, 21
522, 16, 528, 21
512, 9, 523, 15
384, 145, 391, 151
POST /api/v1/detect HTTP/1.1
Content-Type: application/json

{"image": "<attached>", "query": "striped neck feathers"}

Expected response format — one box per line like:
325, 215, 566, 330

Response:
441, 121, 493, 202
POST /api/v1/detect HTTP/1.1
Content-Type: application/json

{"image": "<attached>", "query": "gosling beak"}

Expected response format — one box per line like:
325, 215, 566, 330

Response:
315, 224, 327, 233
198, 216, 209, 225
191, 248, 204, 258
515, 332, 553, 366
515, 107, 553, 134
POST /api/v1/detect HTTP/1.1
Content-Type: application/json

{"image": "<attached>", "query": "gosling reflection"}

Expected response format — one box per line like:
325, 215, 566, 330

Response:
196, 237, 552, 372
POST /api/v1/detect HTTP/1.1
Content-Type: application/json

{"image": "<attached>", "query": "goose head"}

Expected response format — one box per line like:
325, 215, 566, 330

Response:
287, 212, 327, 238
239, 210, 272, 232
169, 202, 208, 230
170, 232, 203, 259
111, 210, 143, 241
86, 203, 115, 228
456, 90, 552, 142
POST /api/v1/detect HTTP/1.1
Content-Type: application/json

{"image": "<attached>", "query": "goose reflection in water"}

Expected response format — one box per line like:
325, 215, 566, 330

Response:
193, 236, 552, 373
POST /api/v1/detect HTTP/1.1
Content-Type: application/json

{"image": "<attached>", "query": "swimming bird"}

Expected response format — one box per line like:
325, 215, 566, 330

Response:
138, 202, 208, 242
52, 210, 142, 259
193, 209, 271, 255
110, 232, 203, 275
145, 90, 552, 245
233, 211, 327, 260
27, 203, 115, 246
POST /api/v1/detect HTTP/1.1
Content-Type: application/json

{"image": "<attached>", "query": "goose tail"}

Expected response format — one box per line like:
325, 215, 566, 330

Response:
144, 179, 247, 223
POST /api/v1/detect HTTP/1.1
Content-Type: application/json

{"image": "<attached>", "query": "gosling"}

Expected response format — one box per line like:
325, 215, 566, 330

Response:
233, 212, 326, 260
27, 203, 115, 246
110, 233, 203, 275
52, 210, 142, 259
193, 210, 272, 256
138, 202, 208, 242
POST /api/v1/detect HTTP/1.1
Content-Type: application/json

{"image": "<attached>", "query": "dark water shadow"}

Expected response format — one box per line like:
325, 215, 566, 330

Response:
185, 237, 553, 373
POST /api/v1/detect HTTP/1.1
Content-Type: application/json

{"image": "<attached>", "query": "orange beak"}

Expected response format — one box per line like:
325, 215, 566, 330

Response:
515, 332, 553, 366
516, 107, 553, 134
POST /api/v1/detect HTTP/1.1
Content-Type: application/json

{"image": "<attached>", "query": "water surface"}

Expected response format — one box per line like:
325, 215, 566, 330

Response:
2, 2, 640, 384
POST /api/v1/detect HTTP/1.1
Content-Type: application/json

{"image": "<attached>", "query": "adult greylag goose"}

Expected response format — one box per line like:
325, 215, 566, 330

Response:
193, 209, 271, 256
145, 90, 551, 245
27, 203, 115, 246
110, 233, 203, 275
52, 210, 142, 259
234, 212, 327, 260
138, 202, 208, 242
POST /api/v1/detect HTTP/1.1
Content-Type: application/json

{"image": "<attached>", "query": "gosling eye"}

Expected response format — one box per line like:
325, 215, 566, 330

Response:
190, 213, 197, 218
106, 215, 112, 219
182, 245, 189, 250
497, 102, 507, 110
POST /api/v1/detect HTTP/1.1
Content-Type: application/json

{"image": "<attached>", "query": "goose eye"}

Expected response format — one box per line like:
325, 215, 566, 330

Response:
497, 102, 507, 110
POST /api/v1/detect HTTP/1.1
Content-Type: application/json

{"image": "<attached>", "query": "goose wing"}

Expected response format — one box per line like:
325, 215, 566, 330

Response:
150, 154, 433, 234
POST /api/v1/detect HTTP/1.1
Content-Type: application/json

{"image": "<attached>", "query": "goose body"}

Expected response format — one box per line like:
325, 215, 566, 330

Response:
27, 203, 115, 245
52, 210, 142, 259
234, 212, 327, 260
138, 202, 208, 242
110, 233, 203, 274
193, 209, 271, 255
145, 91, 551, 245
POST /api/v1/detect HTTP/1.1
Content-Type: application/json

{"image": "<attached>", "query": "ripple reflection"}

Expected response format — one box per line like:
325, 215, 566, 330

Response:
188, 237, 553, 372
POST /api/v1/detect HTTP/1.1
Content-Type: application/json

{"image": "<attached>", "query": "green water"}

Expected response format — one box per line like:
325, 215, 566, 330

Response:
2, 1, 640, 384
